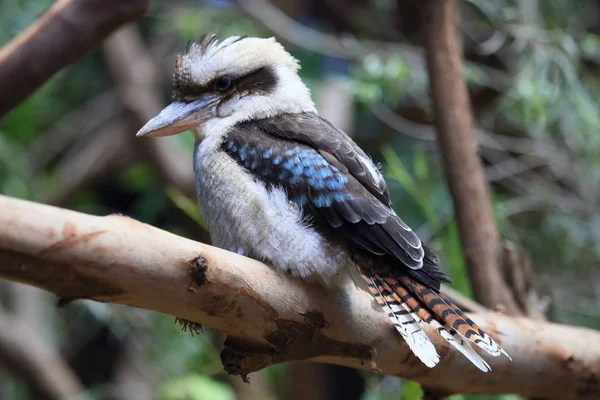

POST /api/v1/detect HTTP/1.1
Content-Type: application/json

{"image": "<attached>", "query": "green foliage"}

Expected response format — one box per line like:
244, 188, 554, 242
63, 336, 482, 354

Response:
0, 0, 54, 46
121, 164, 157, 191
448, 395, 525, 400
351, 54, 410, 107
581, 33, 600, 62
159, 375, 236, 400
166, 5, 262, 45
146, 314, 222, 378
381, 145, 472, 296
0, 135, 32, 198
399, 381, 423, 400
166, 185, 209, 230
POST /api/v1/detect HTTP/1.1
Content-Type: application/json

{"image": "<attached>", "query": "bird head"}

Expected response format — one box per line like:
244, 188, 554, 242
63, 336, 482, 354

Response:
136, 34, 316, 139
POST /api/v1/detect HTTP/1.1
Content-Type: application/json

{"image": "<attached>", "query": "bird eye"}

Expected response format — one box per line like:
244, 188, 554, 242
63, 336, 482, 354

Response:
215, 77, 232, 92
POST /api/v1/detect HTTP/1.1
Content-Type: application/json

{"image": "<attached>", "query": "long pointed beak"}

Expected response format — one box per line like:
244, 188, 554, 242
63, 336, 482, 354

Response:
136, 95, 219, 137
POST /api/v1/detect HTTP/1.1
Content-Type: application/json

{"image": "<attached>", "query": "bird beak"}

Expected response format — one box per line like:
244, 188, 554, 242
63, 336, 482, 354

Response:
136, 95, 219, 137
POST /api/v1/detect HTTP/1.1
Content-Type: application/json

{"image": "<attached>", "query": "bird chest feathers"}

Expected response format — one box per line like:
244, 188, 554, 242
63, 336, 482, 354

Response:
193, 136, 347, 280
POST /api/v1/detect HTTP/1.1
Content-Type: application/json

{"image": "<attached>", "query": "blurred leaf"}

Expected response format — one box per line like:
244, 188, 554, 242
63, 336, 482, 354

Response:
0, 133, 33, 198
350, 54, 409, 107
399, 381, 423, 400
71, 192, 101, 214
364, 54, 385, 78
581, 33, 600, 62
121, 164, 156, 191
385, 55, 410, 82
464, 64, 485, 85
352, 80, 383, 104
361, 376, 402, 400
443, 220, 472, 297
175, 130, 197, 149
166, 185, 208, 230
381, 145, 419, 204
381, 145, 435, 222
448, 395, 525, 400
159, 375, 236, 400
146, 315, 219, 379
175, 10, 206, 39
131, 187, 168, 224
412, 146, 429, 183
170, 4, 261, 43
263, 364, 289, 394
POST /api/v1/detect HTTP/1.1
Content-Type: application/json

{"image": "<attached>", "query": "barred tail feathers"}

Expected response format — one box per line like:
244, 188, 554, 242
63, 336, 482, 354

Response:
398, 276, 510, 359
381, 278, 492, 372
363, 274, 440, 368
360, 270, 509, 371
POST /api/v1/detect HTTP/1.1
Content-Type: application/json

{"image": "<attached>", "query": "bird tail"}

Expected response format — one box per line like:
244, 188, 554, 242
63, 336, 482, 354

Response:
359, 269, 510, 372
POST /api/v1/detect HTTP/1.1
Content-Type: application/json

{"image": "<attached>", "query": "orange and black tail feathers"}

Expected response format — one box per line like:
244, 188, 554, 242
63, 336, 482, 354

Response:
359, 269, 510, 372
363, 273, 440, 367
398, 276, 510, 359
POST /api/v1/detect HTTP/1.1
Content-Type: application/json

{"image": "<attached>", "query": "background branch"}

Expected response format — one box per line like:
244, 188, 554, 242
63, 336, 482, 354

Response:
46, 120, 131, 205
236, 0, 511, 92
0, 310, 90, 400
102, 26, 196, 198
420, 0, 520, 313
0, 194, 599, 399
0, 0, 149, 119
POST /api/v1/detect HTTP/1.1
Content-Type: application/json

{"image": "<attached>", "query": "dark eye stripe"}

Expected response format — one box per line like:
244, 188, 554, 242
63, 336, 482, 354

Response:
235, 66, 278, 95
172, 65, 278, 102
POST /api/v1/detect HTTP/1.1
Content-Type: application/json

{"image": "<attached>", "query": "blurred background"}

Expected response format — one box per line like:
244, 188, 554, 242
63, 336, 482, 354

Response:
1, 0, 599, 399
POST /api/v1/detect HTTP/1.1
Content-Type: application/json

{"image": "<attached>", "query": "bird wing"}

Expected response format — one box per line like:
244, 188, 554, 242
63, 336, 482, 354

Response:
225, 113, 450, 286
250, 112, 392, 206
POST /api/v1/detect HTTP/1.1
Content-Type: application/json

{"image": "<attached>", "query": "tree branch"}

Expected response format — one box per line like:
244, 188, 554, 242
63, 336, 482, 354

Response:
46, 119, 131, 206
0, 194, 599, 399
420, 0, 520, 313
0, 0, 149, 119
0, 310, 90, 400
102, 26, 196, 198
236, 0, 511, 92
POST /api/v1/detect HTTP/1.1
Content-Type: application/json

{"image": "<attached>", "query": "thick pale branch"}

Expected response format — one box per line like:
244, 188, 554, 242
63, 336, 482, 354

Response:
0, 194, 599, 399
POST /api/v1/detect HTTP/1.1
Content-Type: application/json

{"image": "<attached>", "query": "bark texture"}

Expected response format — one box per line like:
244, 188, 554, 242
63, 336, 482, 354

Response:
421, 0, 519, 312
0, 0, 149, 118
0, 194, 598, 399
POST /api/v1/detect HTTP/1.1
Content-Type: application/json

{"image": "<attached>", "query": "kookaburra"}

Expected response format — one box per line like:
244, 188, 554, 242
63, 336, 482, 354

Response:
137, 34, 509, 371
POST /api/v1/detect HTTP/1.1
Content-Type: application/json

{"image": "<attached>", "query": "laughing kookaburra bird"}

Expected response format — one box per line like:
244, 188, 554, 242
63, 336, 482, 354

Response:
137, 34, 510, 371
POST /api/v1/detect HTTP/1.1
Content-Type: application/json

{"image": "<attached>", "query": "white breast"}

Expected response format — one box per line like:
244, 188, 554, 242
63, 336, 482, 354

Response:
193, 137, 347, 280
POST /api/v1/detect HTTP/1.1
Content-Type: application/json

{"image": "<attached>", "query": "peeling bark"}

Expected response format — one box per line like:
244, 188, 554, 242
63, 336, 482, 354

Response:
0, 194, 599, 398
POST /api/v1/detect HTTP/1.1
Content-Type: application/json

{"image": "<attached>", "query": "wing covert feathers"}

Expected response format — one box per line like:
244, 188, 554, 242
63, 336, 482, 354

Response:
360, 270, 510, 372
